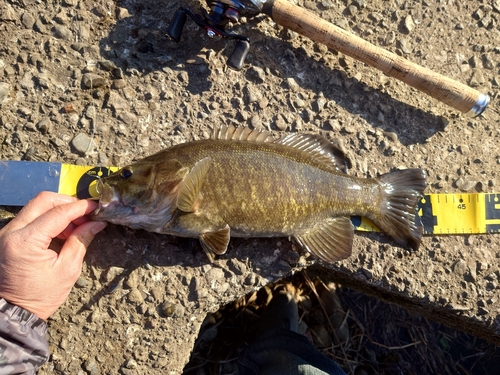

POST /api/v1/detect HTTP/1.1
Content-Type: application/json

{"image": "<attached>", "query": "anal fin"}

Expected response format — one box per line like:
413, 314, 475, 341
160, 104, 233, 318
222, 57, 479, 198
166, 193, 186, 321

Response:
199, 224, 231, 262
294, 217, 353, 263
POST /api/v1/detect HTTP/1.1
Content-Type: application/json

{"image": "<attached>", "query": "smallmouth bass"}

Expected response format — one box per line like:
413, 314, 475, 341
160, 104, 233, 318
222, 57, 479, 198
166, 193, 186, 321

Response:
93, 125, 426, 263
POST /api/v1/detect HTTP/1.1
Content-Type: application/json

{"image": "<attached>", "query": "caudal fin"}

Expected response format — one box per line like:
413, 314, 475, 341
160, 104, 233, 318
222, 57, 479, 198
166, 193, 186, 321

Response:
373, 169, 427, 250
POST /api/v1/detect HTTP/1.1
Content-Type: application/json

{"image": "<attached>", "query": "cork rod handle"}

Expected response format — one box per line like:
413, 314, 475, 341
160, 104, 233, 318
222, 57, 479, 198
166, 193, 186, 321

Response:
262, 0, 489, 115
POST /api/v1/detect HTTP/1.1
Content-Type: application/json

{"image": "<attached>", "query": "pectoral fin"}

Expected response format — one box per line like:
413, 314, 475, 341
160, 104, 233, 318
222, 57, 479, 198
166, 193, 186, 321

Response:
176, 157, 212, 213
294, 217, 353, 263
199, 225, 231, 262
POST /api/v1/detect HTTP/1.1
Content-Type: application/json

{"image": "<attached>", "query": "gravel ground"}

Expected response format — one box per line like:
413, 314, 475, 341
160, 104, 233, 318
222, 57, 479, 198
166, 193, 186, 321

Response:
0, 0, 499, 374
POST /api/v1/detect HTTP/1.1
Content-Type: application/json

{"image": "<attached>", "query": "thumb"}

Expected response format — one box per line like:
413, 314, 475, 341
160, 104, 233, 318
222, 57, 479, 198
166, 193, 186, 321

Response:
58, 221, 107, 271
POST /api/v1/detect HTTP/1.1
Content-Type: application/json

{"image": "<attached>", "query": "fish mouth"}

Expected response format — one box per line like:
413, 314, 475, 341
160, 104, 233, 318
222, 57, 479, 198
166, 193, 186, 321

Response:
92, 180, 119, 217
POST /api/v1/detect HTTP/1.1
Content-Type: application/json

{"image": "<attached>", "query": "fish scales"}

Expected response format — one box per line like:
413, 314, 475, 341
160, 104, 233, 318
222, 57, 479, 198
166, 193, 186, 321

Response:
93, 125, 426, 263
161, 139, 376, 236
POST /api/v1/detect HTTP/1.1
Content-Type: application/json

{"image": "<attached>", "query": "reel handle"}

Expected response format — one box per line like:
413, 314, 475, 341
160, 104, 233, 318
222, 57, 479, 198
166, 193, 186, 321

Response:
167, 9, 187, 43
227, 40, 250, 70
263, 0, 489, 116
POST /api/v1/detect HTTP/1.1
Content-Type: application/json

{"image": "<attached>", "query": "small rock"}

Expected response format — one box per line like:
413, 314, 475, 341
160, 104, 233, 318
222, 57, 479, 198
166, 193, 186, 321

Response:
0, 82, 10, 104
71, 133, 93, 155
36, 118, 52, 134
455, 177, 477, 192
124, 359, 137, 369
118, 111, 137, 125
248, 66, 266, 83
275, 116, 288, 131
160, 302, 185, 318
103, 266, 125, 283
75, 276, 91, 288
402, 15, 415, 33
177, 71, 189, 83
353, 0, 366, 8
116, 7, 132, 20
245, 86, 261, 103
21, 12, 35, 29
469, 69, 485, 87
398, 38, 412, 54
285, 77, 300, 92
83, 359, 100, 375
452, 259, 468, 277
313, 97, 327, 112
249, 115, 262, 130
346, 5, 358, 16
52, 25, 72, 40
112, 79, 127, 89
127, 289, 144, 304
82, 73, 107, 89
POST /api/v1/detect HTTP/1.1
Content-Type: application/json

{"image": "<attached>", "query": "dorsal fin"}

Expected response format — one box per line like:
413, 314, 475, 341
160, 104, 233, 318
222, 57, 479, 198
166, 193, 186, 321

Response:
275, 133, 347, 173
211, 125, 274, 143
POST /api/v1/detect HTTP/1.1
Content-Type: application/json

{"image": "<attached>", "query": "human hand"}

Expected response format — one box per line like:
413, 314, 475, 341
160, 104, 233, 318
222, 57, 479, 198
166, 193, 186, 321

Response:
0, 192, 107, 320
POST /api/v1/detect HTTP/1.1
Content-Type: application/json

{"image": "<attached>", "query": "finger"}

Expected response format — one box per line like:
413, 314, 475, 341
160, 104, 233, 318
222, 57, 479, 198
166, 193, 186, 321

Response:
9, 192, 78, 231
56, 222, 78, 240
56, 215, 93, 239
25, 199, 100, 242
57, 221, 107, 275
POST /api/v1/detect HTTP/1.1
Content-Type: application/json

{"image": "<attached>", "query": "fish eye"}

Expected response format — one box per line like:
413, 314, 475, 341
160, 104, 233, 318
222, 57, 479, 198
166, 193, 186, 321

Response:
120, 167, 133, 179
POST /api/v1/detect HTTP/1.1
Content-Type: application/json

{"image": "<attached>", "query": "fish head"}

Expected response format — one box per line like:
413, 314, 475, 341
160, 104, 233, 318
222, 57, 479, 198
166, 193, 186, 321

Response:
92, 159, 188, 231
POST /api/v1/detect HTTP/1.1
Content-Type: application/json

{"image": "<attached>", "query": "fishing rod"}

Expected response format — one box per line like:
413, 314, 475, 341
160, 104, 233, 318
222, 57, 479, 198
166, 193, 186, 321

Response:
166, 0, 490, 116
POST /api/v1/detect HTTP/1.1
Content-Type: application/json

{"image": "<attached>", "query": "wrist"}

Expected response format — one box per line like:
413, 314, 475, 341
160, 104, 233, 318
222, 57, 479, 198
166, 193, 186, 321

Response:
0, 298, 48, 333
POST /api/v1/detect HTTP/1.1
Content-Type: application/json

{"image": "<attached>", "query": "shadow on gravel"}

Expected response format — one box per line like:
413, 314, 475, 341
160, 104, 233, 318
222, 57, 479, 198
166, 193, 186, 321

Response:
101, 0, 447, 146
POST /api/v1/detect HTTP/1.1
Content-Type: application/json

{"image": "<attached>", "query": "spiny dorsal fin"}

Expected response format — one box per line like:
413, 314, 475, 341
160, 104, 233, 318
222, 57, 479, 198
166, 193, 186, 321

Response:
275, 133, 347, 173
199, 224, 231, 262
294, 217, 353, 263
211, 125, 274, 143
176, 157, 211, 213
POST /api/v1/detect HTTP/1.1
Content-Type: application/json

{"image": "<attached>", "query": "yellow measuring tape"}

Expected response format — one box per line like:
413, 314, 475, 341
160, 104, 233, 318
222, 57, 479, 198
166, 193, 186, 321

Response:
57, 164, 500, 236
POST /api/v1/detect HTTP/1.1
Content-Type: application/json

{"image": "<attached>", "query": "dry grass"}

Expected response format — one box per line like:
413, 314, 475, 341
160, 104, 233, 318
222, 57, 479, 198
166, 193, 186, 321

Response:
183, 270, 500, 375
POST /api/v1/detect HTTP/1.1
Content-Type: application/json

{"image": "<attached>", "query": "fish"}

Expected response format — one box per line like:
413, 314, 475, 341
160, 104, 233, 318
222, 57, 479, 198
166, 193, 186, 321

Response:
92, 125, 427, 263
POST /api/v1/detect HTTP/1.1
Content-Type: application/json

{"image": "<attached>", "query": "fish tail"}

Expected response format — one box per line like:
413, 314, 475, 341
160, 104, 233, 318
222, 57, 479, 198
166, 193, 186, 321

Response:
373, 169, 427, 250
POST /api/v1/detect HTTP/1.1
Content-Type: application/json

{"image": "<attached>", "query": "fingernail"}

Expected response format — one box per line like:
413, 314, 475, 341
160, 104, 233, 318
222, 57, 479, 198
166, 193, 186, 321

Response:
90, 221, 108, 235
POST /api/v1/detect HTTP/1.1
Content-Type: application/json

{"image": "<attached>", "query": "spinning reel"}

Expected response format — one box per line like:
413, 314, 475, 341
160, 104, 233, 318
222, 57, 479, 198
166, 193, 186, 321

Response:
167, 0, 265, 70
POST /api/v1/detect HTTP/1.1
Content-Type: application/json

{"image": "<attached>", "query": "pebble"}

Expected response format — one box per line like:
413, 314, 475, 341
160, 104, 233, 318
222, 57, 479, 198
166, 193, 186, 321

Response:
275, 116, 288, 131
0, 82, 10, 104
244, 86, 261, 103
36, 118, 52, 134
398, 38, 412, 54
455, 177, 477, 192
285, 77, 300, 92
83, 359, 100, 375
118, 111, 138, 125
469, 69, 485, 87
71, 133, 93, 155
116, 7, 132, 20
75, 276, 92, 288
82, 73, 107, 89
453, 259, 468, 277
52, 25, 72, 40
127, 289, 144, 304
107, 91, 128, 111
402, 15, 415, 33
21, 12, 35, 29
248, 66, 266, 83
250, 115, 262, 130
160, 302, 185, 318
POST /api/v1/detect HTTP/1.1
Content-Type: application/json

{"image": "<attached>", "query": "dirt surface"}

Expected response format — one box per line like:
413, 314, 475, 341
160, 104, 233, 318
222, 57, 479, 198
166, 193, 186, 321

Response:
0, 0, 499, 374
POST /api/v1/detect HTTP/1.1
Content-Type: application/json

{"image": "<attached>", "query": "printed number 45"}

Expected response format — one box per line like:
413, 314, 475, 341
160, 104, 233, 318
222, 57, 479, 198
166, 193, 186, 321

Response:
457, 203, 466, 209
